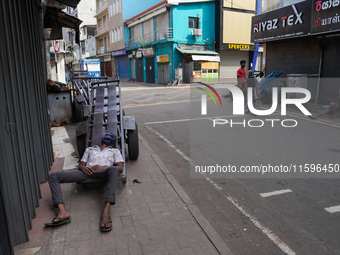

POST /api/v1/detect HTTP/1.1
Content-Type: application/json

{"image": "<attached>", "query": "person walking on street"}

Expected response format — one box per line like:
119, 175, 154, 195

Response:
237, 60, 247, 92
223, 60, 247, 99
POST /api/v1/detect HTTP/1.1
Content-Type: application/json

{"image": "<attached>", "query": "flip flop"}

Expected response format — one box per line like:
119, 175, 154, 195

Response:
100, 216, 112, 232
45, 217, 71, 227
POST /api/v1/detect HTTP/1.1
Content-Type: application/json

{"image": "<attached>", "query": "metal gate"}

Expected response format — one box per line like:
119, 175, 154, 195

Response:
117, 55, 129, 79
145, 57, 155, 83
136, 58, 144, 82
0, 0, 54, 250
157, 63, 170, 85
130, 58, 136, 79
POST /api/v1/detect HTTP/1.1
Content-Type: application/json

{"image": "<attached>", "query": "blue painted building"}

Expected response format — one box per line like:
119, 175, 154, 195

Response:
124, 0, 219, 84
105, 0, 161, 79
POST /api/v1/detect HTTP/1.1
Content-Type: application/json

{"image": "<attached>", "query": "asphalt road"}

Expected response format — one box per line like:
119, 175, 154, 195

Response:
121, 82, 340, 255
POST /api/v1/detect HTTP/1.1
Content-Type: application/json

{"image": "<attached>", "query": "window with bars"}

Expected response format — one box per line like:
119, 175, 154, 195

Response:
103, 15, 107, 27
188, 17, 199, 29
98, 18, 103, 30
116, 0, 120, 13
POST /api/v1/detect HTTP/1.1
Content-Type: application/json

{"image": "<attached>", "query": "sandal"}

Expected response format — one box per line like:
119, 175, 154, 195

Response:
100, 216, 112, 232
45, 217, 71, 227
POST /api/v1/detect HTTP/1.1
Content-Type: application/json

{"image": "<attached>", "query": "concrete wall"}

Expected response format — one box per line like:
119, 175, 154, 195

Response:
172, 1, 215, 46
144, 18, 153, 37
134, 23, 143, 39
77, 0, 96, 40
157, 11, 169, 30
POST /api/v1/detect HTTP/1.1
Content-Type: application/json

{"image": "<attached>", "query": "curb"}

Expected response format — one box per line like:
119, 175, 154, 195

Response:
139, 135, 233, 255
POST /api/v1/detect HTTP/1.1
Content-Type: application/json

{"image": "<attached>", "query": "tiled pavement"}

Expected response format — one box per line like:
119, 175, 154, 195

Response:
14, 125, 232, 255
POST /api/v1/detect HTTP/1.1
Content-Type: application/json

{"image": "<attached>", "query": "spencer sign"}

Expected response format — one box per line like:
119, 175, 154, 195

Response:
251, 1, 312, 43
311, 0, 340, 34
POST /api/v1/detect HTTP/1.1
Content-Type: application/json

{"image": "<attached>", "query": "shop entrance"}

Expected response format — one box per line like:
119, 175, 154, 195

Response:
158, 63, 170, 85
136, 58, 144, 82
145, 57, 155, 84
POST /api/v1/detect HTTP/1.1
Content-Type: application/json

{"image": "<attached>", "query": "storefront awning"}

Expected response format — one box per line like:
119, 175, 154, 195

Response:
191, 55, 220, 62
50, 0, 81, 8
44, 7, 82, 43
176, 47, 219, 55
176, 47, 220, 62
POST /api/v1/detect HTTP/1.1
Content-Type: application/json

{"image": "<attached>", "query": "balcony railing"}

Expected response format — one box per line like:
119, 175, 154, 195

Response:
125, 28, 173, 48
96, 47, 110, 55
96, 2, 108, 16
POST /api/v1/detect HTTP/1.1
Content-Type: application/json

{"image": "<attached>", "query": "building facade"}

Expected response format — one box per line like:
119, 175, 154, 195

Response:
215, 0, 259, 79
125, 0, 218, 84
95, 0, 112, 76
251, 0, 340, 104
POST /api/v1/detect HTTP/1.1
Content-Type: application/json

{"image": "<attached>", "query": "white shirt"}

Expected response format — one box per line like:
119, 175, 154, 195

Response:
80, 145, 124, 168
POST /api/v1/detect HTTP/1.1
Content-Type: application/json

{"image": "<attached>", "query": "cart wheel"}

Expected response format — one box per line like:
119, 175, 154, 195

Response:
77, 134, 87, 158
74, 100, 83, 122
127, 122, 139, 160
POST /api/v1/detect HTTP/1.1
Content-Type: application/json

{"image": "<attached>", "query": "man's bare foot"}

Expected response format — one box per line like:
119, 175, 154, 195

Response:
309, 115, 317, 119
100, 212, 112, 232
53, 212, 71, 223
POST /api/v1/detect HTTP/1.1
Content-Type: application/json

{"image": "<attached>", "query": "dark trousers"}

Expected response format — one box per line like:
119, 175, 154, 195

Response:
48, 166, 119, 206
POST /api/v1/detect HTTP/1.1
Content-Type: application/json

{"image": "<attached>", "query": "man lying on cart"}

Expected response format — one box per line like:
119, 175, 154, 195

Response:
45, 133, 124, 232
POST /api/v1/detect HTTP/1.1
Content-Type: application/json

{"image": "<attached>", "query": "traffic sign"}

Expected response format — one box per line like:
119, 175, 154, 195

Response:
53, 40, 60, 53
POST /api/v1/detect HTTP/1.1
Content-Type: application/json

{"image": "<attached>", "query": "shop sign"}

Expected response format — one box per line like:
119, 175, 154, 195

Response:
136, 51, 143, 58
202, 62, 219, 69
311, 0, 340, 34
227, 44, 250, 50
143, 48, 154, 57
193, 71, 201, 78
104, 55, 111, 62
251, 1, 311, 43
157, 54, 169, 63
112, 49, 126, 56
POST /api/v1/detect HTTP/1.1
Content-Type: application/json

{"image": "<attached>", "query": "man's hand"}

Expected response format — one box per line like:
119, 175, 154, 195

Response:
115, 162, 124, 173
79, 165, 93, 176
90, 165, 108, 171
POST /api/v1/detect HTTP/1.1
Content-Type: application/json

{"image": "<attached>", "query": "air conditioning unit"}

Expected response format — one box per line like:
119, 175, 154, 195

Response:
193, 29, 202, 36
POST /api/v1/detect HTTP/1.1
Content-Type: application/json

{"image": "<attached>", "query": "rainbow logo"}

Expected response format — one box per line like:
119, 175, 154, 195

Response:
197, 82, 223, 106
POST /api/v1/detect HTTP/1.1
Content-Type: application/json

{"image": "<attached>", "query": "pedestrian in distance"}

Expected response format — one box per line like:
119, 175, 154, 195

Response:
309, 89, 340, 119
237, 60, 247, 92
223, 60, 247, 99
45, 133, 124, 232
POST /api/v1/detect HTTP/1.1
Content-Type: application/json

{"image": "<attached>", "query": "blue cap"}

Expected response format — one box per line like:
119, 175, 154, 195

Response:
101, 133, 116, 146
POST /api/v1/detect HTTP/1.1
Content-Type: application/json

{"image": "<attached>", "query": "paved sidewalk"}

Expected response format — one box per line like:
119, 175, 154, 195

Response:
14, 125, 231, 255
